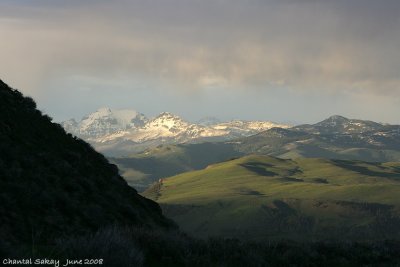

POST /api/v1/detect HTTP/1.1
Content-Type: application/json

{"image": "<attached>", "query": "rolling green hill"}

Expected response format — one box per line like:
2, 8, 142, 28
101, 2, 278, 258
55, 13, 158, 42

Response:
111, 142, 244, 191
144, 155, 400, 241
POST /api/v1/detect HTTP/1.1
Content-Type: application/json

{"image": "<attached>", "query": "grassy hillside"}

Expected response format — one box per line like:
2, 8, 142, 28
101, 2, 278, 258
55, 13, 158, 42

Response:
0, 80, 173, 252
144, 155, 400, 241
111, 142, 243, 191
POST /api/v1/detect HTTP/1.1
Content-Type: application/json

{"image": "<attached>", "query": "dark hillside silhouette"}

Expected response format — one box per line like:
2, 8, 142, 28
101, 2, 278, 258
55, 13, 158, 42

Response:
0, 79, 173, 249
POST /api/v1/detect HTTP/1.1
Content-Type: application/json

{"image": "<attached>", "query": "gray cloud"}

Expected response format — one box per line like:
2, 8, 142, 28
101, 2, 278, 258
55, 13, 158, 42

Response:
1, 0, 400, 122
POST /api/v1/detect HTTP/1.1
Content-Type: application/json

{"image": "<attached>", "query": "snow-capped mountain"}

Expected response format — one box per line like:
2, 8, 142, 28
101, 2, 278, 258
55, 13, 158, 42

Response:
62, 108, 289, 156
293, 115, 384, 135
64, 107, 147, 138
96, 112, 228, 144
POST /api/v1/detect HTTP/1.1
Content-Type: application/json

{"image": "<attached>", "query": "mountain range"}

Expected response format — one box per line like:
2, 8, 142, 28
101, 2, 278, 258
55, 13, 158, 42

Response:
111, 115, 400, 191
62, 108, 289, 156
237, 115, 400, 160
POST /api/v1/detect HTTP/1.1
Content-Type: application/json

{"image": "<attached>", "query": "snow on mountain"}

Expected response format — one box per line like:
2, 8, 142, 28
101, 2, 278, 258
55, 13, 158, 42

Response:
144, 112, 192, 136
62, 108, 289, 156
294, 115, 384, 135
196, 116, 222, 126
62, 107, 147, 138
212, 120, 289, 137
97, 112, 227, 143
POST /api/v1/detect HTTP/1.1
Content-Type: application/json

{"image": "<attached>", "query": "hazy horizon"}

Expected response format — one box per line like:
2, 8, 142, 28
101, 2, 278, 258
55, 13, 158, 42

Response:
1, 0, 400, 124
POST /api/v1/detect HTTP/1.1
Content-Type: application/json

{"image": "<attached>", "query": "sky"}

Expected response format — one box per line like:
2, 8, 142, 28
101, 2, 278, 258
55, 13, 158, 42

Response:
1, 0, 400, 124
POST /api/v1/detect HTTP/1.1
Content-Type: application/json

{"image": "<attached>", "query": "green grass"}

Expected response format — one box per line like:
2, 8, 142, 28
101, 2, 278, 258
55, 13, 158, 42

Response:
144, 155, 400, 241
112, 131, 400, 192
111, 143, 243, 191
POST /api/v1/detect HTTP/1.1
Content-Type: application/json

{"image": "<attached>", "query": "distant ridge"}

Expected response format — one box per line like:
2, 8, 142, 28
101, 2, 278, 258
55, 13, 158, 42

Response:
237, 114, 400, 159
294, 115, 384, 134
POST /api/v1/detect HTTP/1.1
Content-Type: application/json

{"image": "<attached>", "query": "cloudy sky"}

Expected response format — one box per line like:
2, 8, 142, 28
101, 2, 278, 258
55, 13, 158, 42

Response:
1, 0, 400, 124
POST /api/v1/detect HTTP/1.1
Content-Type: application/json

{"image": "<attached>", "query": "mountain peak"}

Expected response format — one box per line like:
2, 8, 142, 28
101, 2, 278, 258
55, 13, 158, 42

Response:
315, 115, 349, 127
152, 112, 185, 123
149, 112, 187, 127
64, 108, 147, 138
327, 115, 349, 121
157, 112, 179, 118
307, 115, 384, 134
96, 107, 112, 114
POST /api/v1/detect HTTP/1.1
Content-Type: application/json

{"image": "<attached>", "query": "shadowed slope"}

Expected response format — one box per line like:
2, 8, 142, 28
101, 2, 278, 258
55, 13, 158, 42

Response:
0, 80, 173, 248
